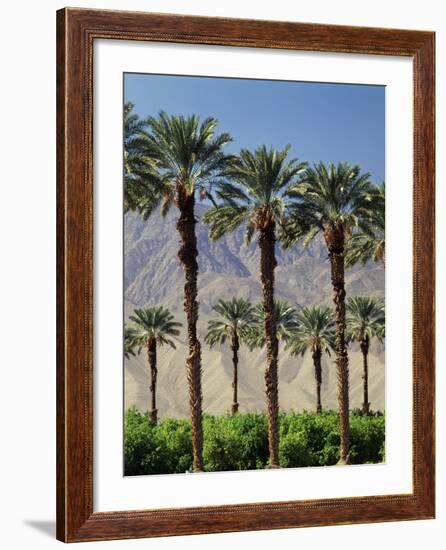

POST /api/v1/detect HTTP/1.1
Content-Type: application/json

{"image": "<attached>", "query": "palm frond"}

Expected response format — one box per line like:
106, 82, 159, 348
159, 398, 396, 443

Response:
204, 145, 306, 244
283, 161, 377, 249
345, 182, 385, 267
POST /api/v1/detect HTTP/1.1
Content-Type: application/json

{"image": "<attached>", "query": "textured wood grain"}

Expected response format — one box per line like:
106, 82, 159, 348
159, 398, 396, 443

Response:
56, 7, 435, 542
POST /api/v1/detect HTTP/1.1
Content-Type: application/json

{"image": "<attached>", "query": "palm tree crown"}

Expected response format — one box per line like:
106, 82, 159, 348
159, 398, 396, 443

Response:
282, 161, 377, 247
205, 297, 255, 347
124, 111, 234, 218
247, 300, 299, 349
287, 306, 335, 356
346, 296, 385, 344
204, 145, 307, 241
345, 182, 385, 267
124, 306, 182, 354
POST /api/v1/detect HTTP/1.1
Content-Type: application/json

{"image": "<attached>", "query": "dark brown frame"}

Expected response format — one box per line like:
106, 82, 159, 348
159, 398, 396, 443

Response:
56, 7, 435, 542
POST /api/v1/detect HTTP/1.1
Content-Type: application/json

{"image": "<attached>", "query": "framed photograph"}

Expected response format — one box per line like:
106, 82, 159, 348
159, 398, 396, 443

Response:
56, 7, 435, 542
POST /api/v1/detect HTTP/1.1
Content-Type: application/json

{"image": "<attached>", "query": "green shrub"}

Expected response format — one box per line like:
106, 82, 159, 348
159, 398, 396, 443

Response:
124, 408, 385, 475
279, 411, 341, 466
349, 412, 385, 464
156, 418, 193, 473
124, 408, 172, 475
203, 413, 269, 471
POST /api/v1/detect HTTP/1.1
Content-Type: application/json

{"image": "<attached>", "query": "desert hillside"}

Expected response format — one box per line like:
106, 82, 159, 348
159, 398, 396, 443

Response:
124, 205, 385, 417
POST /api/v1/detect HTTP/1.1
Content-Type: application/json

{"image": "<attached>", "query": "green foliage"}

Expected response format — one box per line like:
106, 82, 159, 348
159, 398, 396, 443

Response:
345, 181, 385, 267
349, 411, 386, 464
287, 305, 335, 357
247, 300, 299, 349
205, 297, 256, 348
124, 408, 171, 475
203, 413, 269, 471
279, 411, 336, 466
124, 409, 385, 475
156, 418, 194, 473
346, 295, 385, 344
281, 161, 377, 249
124, 111, 234, 219
203, 145, 307, 244
124, 408, 193, 475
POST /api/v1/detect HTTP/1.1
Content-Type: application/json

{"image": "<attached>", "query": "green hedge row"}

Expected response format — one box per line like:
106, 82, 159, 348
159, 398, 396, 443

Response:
124, 408, 385, 475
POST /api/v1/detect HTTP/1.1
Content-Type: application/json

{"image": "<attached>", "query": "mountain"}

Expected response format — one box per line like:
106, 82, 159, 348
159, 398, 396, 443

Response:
124, 204, 385, 417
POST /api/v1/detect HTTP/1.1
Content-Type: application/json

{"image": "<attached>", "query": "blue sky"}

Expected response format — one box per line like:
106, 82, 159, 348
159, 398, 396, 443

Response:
124, 73, 385, 183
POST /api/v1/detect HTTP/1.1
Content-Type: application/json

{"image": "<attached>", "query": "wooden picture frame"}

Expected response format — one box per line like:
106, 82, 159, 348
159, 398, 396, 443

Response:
56, 7, 435, 542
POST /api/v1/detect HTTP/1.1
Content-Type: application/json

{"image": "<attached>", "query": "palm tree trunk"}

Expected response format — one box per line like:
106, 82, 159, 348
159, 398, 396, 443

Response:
231, 331, 239, 415
259, 222, 280, 468
176, 190, 204, 472
147, 338, 158, 425
325, 225, 350, 464
312, 346, 323, 414
360, 337, 370, 415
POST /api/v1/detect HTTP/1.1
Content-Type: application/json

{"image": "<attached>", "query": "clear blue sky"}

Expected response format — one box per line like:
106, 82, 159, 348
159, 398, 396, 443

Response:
124, 73, 385, 183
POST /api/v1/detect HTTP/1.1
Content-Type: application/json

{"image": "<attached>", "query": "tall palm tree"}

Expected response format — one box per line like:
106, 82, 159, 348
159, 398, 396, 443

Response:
283, 161, 377, 463
124, 306, 182, 425
204, 146, 306, 468
124, 112, 233, 471
345, 182, 385, 267
205, 297, 255, 414
346, 296, 385, 415
287, 306, 335, 413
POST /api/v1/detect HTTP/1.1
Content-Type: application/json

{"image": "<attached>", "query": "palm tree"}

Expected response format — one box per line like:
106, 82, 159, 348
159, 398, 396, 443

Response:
124, 112, 233, 471
247, 300, 299, 350
345, 182, 385, 267
203, 146, 306, 468
124, 306, 181, 425
283, 161, 377, 463
287, 306, 335, 413
346, 296, 385, 415
205, 297, 255, 414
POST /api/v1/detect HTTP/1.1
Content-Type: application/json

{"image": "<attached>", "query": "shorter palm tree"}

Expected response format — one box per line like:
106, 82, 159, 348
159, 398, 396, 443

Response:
287, 306, 335, 413
124, 306, 182, 425
247, 300, 299, 350
346, 296, 385, 415
205, 298, 255, 414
